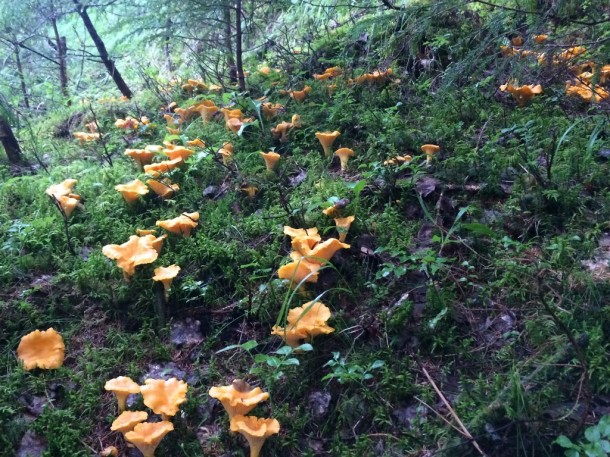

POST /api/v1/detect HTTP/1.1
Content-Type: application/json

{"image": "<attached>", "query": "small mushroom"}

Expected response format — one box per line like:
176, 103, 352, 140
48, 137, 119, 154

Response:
162, 146, 194, 163
227, 117, 244, 134
291, 237, 350, 264
198, 100, 219, 122
186, 138, 205, 148
46, 179, 82, 216
140, 378, 188, 421
499, 82, 542, 107
110, 410, 148, 435
124, 421, 174, 457
17, 328, 65, 371
115, 179, 149, 204
260, 151, 281, 173
334, 216, 355, 242
208, 379, 270, 419
144, 158, 183, 177
421, 144, 441, 164
230, 415, 280, 457
334, 148, 354, 172
104, 376, 141, 413
241, 184, 259, 198
315, 131, 341, 157
152, 265, 181, 300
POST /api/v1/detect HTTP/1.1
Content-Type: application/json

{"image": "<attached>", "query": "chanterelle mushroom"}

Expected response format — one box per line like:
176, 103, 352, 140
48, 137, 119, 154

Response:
105, 376, 141, 413
124, 421, 174, 457
17, 328, 65, 371
209, 379, 270, 419
111, 410, 148, 435
230, 415, 280, 457
140, 378, 188, 420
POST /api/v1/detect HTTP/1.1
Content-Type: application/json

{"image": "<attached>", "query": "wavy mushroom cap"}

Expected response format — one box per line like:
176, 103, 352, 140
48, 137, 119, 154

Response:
152, 265, 181, 299
227, 117, 244, 133
186, 138, 205, 148
315, 131, 341, 156
287, 301, 335, 337
209, 379, 270, 418
260, 151, 281, 172
421, 144, 440, 156
111, 410, 148, 434
102, 235, 159, 279
147, 179, 179, 199
46, 179, 78, 199
115, 179, 149, 203
221, 107, 244, 122
124, 421, 174, 457
125, 149, 156, 168
17, 328, 65, 370
261, 102, 283, 119
301, 238, 350, 265
289, 87, 310, 102
218, 147, 234, 165
140, 378, 188, 418
230, 415, 280, 457
115, 117, 139, 129
162, 146, 194, 162
271, 324, 310, 348
140, 234, 167, 254
57, 194, 82, 217
144, 158, 184, 177
222, 142, 234, 153
241, 185, 259, 198
334, 216, 355, 242
278, 259, 320, 285
156, 212, 200, 237
283, 226, 321, 242
199, 101, 219, 122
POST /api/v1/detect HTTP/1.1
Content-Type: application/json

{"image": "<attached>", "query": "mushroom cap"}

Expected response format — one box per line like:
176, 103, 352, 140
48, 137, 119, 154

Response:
208, 380, 270, 418
292, 237, 350, 265
46, 179, 77, 199
221, 107, 244, 121
278, 259, 320, 284
421, 144, 440, 155
102, 235, 159, 278
241, 185, 259, 198
140, 378, 188, 417
334, 216, 355, 231
17, 328, 65, 370
227, 117, 244, 133
147, 179, 179, 199
115, 179, 149, 203
111, 411, 149, 433
162, 146, 194, 162
125, 149, 156, 167
57, 195, 82, 217
271, 324, 310, 347
156, 212, 200, 237
222, 142, 234, 153
145, 145, 164, 153
141, 234, 167, 254
152, 265, 181, 290
186, 138, 205, 148
334, 147, 355, 159
315, 131, 341, 146
283, 226, 321, 241
105, 376, 141, 396
144, 158, 183, 177
230, 415, 280, 444
124, 421, 174, 457
287, 301, 335, 338
260, 151, 281, 170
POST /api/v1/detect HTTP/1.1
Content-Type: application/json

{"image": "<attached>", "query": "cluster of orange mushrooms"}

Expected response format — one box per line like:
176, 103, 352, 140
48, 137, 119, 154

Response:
498, 35, 610, 106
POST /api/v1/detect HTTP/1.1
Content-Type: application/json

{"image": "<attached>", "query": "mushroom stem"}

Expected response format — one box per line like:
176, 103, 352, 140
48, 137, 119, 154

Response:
161, 413, 169, 422
248, 439, 264, 457
117, 394, 128, 413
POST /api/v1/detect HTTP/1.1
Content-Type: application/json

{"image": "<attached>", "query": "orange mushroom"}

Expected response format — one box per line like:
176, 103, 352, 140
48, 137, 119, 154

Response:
421, 144, 441, 164
46, 180, 83, 217
144, 158, 183, 177
260, 151, 281, 173
186, 138, 205, 148
125, 148, 156, 168
283, 226, 321, 242
124, 421, 174, 457
156, 212, 200, 237
241, 184, 259, 198
104, 376, 141, 413
208, 379, 270, 419
335, 147, 355, 171
102, 235, 159, 280
334, 216, 355, 242
152, 265, 181, 300
140, 378, 188, 420
198, 100, 219, 122
147, 179, 179, 199
227, 117, 245, 134
287, 86, 311, 102
277, 258, 320, 286
291, 237, 350, 265
111, 411, 148, 435
115, 179, 149, 204
261, 102, 283, 120
162, 146, 194, 163
230, 415, 280, 457
272, 301, 334, 347
315, 131, 341, 157
499, 82, 542, 107
17, 328, 65, 370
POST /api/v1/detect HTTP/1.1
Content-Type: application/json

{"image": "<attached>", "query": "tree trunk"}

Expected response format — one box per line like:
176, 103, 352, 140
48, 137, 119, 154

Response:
14, 44, 29, 109
224, 4, 237, 84
235, 0, 246, 91
0, 116, 26, 165
72, 0, 133, 98
51, 16, 69, 99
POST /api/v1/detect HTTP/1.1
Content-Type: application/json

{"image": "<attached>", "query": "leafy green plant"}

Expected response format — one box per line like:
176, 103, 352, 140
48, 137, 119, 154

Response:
322, 352, 385, 385
555, 416, 610, 457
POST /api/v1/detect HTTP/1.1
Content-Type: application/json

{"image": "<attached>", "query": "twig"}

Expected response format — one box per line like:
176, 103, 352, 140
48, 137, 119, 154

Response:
420, 365, 487, 456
